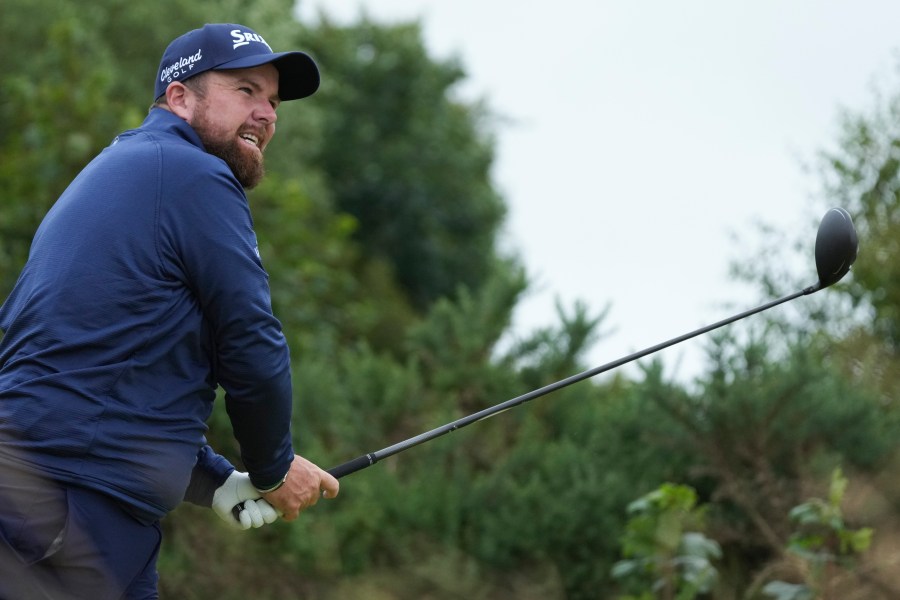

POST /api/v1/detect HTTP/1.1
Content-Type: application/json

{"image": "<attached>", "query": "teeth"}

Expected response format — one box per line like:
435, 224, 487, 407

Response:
240, 134, 259, 147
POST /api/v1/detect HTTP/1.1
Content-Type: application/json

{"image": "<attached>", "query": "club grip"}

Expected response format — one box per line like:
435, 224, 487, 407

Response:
327, 454, 375, 479
230, 454, 374, 521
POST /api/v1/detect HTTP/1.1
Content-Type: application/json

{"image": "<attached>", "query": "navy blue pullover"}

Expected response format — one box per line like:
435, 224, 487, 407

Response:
0, 108, 294, 523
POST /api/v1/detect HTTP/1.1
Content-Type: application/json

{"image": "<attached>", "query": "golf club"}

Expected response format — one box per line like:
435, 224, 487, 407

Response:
324, 207, 858, 479
234, 207, 857, 522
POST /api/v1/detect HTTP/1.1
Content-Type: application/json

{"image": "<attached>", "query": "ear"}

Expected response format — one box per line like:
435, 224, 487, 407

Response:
165, 82, 194, 120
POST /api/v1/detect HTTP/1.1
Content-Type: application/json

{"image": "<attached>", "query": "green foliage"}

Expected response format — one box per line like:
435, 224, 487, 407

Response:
247, 174, 391, 354
612, 483, 721, 600
297, 17, 507, 310
455, 367, 697, 599
760, 581, 816, 600
761, 469, 873, 600
640, 330, 900, 595
815, 76, 900, 349
1, 5, 121, 289
787, 469, 873, 560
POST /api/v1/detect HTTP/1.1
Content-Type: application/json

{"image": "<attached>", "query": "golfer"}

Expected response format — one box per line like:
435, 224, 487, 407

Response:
0, 23, 338, 599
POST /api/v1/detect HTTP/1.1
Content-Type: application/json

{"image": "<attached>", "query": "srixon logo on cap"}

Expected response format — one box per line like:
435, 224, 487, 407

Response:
231, 29, 272, 51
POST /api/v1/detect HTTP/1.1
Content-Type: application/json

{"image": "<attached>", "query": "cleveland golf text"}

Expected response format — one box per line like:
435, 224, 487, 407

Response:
160, 50, 202, 84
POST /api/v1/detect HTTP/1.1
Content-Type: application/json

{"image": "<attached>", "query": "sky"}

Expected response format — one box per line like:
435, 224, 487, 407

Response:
296, 0, 900, 383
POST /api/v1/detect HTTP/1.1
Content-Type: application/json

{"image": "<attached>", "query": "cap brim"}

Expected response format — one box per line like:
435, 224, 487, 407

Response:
216, 51, 320, 101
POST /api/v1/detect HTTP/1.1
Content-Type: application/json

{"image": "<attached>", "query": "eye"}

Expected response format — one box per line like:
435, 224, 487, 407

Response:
239, 87, 253, 95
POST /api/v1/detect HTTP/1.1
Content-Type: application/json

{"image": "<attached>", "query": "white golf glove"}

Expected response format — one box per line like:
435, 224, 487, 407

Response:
212, 471, 280, 530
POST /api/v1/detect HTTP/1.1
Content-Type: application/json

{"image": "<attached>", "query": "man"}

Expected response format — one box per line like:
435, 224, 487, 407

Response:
0, 23, 339, 599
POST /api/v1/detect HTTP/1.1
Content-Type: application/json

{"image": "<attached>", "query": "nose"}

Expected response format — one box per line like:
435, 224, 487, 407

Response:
256, 100, 278, 125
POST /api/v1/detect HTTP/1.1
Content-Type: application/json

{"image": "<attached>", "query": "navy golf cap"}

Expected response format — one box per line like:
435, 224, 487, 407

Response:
155, 23, 319, 102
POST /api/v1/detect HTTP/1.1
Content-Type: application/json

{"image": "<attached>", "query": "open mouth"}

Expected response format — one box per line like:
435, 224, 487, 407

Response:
239, 132, 261, 150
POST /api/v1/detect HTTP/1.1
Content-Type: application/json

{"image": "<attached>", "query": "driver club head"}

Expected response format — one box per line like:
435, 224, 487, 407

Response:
815, 207, 859, 289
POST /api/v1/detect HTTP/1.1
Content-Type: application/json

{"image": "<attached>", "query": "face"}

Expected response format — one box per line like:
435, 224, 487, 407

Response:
185, 64, 281, 189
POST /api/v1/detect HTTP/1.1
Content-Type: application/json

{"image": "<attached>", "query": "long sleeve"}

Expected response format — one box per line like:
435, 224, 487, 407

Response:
156, 133, 294, 490
183, 444, 234, 506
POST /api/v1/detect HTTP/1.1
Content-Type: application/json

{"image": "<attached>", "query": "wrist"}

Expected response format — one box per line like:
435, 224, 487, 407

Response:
254, 470, 289, 494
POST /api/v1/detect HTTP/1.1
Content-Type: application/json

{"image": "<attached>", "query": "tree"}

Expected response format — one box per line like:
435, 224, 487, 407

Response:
0, 3, 127, 291
295, 17, 508, 311
815, 74, 900, 350
647, 329, 900, 596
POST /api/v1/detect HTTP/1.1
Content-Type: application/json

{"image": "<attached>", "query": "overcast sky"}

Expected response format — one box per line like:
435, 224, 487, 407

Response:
297, 0, 900, 382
